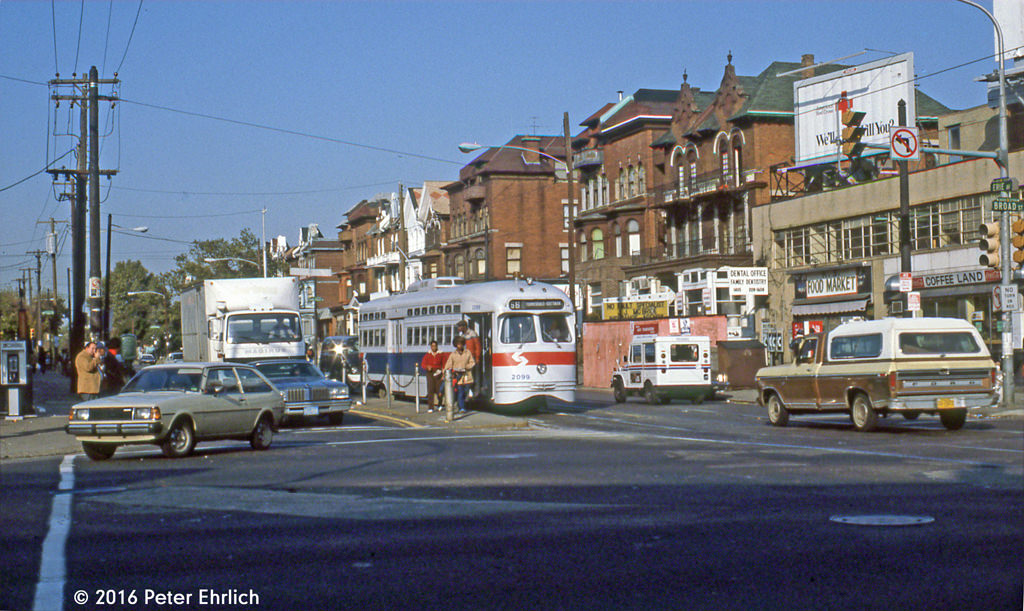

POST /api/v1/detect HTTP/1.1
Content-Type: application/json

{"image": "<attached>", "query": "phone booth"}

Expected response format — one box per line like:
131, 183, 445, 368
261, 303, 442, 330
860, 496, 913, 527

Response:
1, 340, 29, 420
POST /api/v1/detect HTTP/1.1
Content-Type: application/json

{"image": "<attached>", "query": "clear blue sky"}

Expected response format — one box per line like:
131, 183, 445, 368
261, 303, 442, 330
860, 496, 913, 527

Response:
0, 0, 1005, 292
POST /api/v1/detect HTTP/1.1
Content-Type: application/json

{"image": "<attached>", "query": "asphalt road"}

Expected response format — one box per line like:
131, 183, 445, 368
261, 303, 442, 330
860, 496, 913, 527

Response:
3, 392, 1022, 611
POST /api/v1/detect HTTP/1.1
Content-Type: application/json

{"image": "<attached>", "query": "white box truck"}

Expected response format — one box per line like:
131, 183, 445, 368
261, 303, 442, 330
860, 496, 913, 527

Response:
180, 277, 304, 363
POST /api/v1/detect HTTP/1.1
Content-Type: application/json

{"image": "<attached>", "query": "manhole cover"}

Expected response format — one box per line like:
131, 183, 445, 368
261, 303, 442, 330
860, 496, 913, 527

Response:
829, 514, 934, 527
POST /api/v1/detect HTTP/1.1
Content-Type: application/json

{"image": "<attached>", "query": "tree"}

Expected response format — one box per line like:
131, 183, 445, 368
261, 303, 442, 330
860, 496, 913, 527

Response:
166, 228, 285, 294
107, 260, 173, 345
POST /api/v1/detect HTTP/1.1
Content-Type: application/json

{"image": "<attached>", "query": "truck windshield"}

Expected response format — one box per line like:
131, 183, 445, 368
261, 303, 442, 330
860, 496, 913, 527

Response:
226, 313, 302, 344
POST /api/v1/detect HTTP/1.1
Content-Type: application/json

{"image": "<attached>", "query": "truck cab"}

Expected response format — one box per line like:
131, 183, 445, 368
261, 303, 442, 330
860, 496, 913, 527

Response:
611, 335, 716, 405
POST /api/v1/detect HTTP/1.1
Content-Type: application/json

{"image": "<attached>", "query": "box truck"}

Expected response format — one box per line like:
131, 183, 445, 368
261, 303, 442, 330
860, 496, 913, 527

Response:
181, 277, 304, 362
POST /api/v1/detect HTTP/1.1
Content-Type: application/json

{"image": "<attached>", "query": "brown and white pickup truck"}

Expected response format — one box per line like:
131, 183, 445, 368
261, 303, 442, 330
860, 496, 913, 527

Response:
755, 318, 998, 432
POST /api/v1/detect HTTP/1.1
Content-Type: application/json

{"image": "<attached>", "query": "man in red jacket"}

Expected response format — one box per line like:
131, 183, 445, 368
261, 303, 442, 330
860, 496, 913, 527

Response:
420, 340, 445, 412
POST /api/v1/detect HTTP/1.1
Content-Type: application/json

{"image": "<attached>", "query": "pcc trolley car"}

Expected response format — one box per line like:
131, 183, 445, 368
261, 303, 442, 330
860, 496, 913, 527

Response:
357, 278, 576, 414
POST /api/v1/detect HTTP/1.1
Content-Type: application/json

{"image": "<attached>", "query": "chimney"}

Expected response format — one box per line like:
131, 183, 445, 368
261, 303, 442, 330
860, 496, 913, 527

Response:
801, 54, 815, 79
520, 135, 541, 164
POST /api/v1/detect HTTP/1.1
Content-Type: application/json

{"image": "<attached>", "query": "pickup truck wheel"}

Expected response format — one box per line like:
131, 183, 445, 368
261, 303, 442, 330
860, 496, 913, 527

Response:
250, 415, 274, 450
377, 385, 388, 399
612, 379, 627, 403
161, 419, 196, 458
939, 408, 967, 431
82, 442, 117, 461
902, 411, 920, 420
644, 382, 659, 405
766, 394, 789, 427
850, 393, 878, 432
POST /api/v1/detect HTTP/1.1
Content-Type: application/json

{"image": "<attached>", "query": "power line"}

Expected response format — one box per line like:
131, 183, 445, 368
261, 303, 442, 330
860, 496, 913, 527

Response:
0, 149, 75, 193
101, 0, 113, 76
115, 0, 144, 75
72, 0, 83, 75
50, 0, 58, 76
117, 97, 463, 165
110, 179, 401, 197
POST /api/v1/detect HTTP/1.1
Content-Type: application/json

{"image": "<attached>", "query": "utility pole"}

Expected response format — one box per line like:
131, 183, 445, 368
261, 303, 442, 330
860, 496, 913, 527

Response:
897, 100, 911, 318
27, 250, 45, 345
47, 67, 118, 365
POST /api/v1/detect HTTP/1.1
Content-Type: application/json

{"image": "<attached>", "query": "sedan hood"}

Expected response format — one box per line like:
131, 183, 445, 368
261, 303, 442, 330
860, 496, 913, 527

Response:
72, 391, 194, 408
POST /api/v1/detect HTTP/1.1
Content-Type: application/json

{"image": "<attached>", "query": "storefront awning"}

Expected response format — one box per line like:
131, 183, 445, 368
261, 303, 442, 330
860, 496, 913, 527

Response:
792, 297, 869, 316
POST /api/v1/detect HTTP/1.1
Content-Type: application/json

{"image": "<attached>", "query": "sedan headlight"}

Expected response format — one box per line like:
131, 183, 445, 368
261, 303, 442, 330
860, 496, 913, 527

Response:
72, 408, 90, 421
133, 406, 161, 420
329, 386, 348, 399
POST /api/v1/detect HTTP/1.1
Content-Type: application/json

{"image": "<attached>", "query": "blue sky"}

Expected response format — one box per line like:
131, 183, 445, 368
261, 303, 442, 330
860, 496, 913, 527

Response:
0, 0, 1006, 291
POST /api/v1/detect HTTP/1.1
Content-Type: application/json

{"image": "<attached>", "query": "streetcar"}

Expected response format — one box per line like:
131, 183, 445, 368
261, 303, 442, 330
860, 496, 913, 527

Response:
357, 277, 576, 414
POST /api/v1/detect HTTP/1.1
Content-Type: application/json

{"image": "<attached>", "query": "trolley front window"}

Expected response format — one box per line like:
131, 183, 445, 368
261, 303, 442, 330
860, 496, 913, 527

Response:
540, 313, 572, 343
500, 314, 537, 344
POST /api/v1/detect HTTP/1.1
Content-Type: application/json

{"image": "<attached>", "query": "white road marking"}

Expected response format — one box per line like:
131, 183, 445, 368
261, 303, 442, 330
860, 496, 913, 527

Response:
33, 454, 75, 611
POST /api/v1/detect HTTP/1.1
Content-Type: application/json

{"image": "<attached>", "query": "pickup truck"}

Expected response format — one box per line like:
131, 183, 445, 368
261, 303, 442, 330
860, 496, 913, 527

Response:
754, 318, 998, 432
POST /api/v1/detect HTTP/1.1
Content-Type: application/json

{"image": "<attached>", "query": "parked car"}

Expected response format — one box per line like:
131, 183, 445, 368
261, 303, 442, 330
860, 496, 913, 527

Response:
66, 363, 285, 460
136, 353, 157, 367
754, 318, 998, 432
165, 352, 184, 363
252, 359, 351, 425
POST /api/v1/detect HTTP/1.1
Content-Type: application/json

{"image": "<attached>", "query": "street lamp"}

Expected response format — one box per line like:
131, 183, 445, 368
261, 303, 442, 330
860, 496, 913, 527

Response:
204, 257, 265, 278
103, 214, 149, 342
126, 290, 172, 356
458, 137, 577, 313
953, 0, 1013, 408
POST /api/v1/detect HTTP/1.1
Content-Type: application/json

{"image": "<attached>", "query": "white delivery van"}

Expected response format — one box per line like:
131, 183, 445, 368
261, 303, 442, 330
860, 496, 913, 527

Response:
611, 335, 716, 404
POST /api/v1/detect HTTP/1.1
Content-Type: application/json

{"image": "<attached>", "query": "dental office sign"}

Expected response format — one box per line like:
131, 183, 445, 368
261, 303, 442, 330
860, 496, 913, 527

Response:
794, 53, 916, 164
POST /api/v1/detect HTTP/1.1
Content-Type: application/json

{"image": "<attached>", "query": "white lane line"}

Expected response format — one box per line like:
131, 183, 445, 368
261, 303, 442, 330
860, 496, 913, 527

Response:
33, 453, 75, 611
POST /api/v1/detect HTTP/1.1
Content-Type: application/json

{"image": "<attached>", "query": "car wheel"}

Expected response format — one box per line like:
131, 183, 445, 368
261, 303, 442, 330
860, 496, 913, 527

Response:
82, 442, 117, 461
612, 379, 627, 403
939, 408, 967, 431
644, 382, 659, 405
377, 385, 388, 399
327, 412, 344, 426
161, 419, 196, 458
250, 415, 274, 450
902, 411, 920, 420
766, 393, 789, 427
850, 393, 878, 432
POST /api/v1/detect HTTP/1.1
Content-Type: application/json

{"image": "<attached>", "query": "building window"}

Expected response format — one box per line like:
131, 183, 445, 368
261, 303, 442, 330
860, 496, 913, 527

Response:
588, 282, 602, 317
563, 203, 570, 229
638, 164, 646, 194
627, 219, 641, 256
613, 222, 622, 258
592, 228, 604, 260
579, 232, 587, 262
627, 165, 636, 197
506, 246, 522, 276
948, 125, 962, 163
474, 248, 486, 277
560, 245, 569, 274
600, 174, 608, 205
454, 254, 466, 278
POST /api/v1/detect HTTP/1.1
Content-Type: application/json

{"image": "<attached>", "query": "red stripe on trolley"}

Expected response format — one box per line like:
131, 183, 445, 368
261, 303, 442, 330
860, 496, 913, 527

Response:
492, 351, 576, 367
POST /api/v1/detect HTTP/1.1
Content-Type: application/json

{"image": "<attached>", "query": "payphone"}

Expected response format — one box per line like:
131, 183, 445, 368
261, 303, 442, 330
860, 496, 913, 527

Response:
1, 340, 29, 420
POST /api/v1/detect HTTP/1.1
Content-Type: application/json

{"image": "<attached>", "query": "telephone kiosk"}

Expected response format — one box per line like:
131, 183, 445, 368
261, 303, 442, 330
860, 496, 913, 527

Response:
1, 341, 29, 420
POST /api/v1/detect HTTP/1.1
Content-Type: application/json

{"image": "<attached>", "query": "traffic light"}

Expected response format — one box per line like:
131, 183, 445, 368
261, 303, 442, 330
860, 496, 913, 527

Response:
979, 221, 1001, 268
841, 110, 867, 158
1013, 216, 1024, 267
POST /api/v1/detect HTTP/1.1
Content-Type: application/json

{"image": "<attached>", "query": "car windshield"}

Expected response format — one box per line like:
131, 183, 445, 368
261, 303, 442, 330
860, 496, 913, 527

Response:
122, 367, 204, 393
255, 361, 323, 380
227, 313, 302, 344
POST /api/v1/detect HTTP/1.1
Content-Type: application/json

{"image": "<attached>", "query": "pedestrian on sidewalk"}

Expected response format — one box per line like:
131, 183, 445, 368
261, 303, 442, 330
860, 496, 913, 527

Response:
444, 336, 476, 413
74, 341, 104, 401
421, 340, 445, 412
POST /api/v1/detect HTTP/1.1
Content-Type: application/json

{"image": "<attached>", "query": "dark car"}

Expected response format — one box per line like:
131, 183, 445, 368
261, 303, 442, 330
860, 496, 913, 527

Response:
66, 363, 285, 460
319, 335, 362, 393
252, 359, 351, 425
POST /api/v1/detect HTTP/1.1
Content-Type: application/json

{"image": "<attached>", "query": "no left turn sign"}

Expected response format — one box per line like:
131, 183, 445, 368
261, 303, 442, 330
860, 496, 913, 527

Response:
890, 126, 920, 160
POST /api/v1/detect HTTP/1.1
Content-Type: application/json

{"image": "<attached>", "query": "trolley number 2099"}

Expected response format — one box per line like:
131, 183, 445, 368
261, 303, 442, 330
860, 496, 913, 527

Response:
511, 373, 532, 381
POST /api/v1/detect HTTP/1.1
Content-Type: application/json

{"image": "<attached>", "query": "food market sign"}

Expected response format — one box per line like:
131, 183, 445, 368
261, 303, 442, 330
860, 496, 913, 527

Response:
805, 269, 857, 298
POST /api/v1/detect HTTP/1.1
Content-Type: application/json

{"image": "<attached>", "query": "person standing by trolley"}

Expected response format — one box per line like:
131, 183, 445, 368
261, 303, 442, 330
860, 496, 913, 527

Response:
74, 341, 104, 401
444, 336, 476, 413
421, 340, 445, 412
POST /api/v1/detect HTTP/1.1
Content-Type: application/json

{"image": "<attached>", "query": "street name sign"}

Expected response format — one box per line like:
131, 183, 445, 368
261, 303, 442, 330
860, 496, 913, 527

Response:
992, 198, 1024, 212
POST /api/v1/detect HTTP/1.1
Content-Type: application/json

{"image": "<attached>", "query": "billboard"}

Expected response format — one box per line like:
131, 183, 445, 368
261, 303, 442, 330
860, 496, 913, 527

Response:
794, 53, 916, 165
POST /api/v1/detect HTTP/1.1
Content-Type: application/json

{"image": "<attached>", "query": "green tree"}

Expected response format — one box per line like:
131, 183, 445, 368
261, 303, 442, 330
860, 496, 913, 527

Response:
167, 228, 285, 294
107, 260, 173, 345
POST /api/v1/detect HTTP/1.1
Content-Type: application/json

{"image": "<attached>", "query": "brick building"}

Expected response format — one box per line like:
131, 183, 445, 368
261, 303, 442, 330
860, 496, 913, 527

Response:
444, 135, 570, 283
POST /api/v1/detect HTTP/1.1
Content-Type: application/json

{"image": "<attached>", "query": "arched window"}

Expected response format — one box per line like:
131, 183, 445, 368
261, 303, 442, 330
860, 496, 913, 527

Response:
592, 228, 604, 260
474, 248, 486, 277
612, 222, 622, 258
638, 164, 646, 195
627, 219, 641, 256
731, 132, 744, 186
453, 254, 466, 278
627, 165, 636, 197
